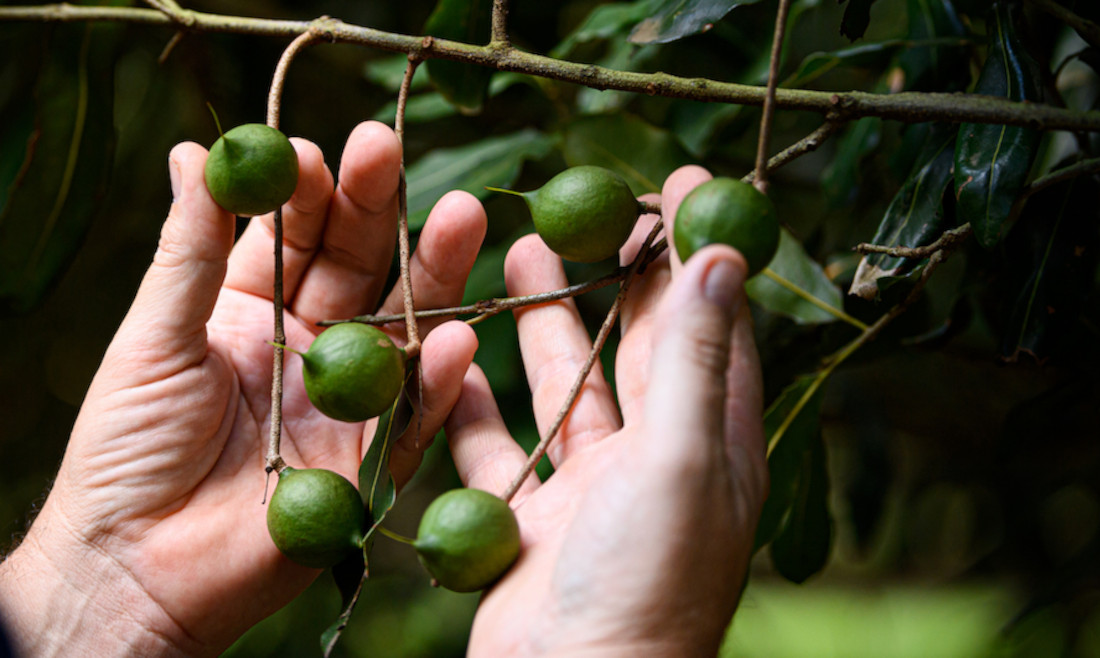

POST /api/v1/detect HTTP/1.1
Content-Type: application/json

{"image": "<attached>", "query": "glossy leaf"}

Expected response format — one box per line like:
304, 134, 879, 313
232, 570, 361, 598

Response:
1001, 175, 1100, 363
562, 114, 693, 195
406, 129, 555, 229
838, 0, 878, 41
770, 433, 832, 584
0, 23, 118, 316
897, 0, 968, 92
849, 124, 956, 300
423, 0, 494, 113
746, 230, 848, 326
954, 3, 1043, 249
629, 0, 764, 45
755, 375, 827, 550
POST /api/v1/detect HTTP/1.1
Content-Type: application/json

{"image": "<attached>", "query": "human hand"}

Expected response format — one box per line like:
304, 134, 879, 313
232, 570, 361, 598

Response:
445, 165, 768, 657
0, 122, 485, 656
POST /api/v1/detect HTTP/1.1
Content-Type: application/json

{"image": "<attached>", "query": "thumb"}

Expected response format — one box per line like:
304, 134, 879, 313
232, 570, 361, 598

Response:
640, 244, 746, 470
110, 142, 235, 369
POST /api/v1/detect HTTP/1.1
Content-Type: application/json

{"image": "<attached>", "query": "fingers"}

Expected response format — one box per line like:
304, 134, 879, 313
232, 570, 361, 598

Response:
662, 165, 713, 273
223, 137, 335, 302
387, 321, 480, 490
615, 203, 670, 424
641, 245, 755, 474
109, 142, 235, 374
375, 191, 487, 336
505, 235, 622, 465
445, 365, 539, 502
291, 122, 403, 327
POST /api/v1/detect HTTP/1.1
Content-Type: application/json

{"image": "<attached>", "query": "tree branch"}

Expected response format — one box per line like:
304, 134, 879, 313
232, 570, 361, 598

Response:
753, 0, 793, 194
3, 4, 1100, 131
1026, 0, 1100, 50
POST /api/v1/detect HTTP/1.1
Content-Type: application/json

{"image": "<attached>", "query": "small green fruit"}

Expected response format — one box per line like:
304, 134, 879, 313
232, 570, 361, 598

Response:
204, 123, 299, 217
302, 323, 406, 422
673, 177, 780, 277
414, 488, 520, 593
521, 165, 640, 263
267, 467, 365, 569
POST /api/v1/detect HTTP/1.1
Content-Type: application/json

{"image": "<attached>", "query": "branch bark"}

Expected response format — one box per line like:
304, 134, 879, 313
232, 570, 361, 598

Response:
3, 4, 1100, 131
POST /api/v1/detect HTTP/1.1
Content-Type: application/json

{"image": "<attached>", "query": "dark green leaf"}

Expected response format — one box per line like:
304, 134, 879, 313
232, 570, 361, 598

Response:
667, 102, 744, 158
898, 0, 968, 92
755, 374, 827, 550
423, 0, 494, 113
821, 116, 882, 208
784, 40, 908, 89
552, 0, 664, 56
0, 22, 118, 317
770, 433, 832, 583
1001, 174, 1100, 363
629, 0, 765, 45
746, 230, 848, 325
838, 0, 878, 41
562, 114, 693, 195
358, 367, 415, 521
954, 3, 1044, 249
321, 544, 369, 657
849, 124, 956, 300
406, 129, 555, 229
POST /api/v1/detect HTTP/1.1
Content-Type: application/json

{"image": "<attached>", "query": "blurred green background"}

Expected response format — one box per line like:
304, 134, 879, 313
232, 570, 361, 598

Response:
2, 0, 1099, 655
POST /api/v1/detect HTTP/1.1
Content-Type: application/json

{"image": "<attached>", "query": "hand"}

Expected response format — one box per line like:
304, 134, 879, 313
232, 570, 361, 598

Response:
0, 122, 485, 656
445, 166, 768, 657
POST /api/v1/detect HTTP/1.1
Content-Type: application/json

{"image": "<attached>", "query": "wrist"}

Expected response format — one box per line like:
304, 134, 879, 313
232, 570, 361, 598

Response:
0, 502, 201, 658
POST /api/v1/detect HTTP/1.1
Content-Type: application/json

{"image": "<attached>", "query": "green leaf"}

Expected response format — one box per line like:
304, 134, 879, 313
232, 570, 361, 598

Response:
562, 114, 693, 195
784, 40, 906, 89
838, 0, 878, 41
552, 0, 664, 56
821, 115, 882, 208
358, 369, 415, 523
954, 3, 1044, 249
898, 0, 968, 92
0, 22, 118, 317
321, 544, 369, 657
755, 375, 827, 550
770, 433, 832, 583
423, 0, 494, 113
405, 129, 555, 229
849, 124, 956, 300
363, 53, 432, 91
1001, 174, 1100, 363
629, 0, 765, 45
746, 230, 851, 326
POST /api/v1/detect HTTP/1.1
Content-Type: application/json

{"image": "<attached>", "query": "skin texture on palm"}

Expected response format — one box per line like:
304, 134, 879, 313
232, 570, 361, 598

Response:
0, 121, 487, 656
446, 166, 767, 657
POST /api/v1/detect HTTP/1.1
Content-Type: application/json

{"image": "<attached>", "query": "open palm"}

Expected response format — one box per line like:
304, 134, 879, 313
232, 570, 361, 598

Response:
446, 166, 768, 657
1, 122, 484, 655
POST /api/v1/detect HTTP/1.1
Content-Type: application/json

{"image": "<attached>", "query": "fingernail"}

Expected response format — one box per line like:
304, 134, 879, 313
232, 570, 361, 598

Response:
169, 156, 182, 202
703, 258, 740, 319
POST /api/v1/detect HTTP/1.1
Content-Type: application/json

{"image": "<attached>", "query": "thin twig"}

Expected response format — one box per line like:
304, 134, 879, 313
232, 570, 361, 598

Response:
1023, 156, 1100, 196
265, 31, 323, 475
490, 0, 509, 47
267, 30, 322, 129
855, 224, 973, 259
752, 0, 794, 194
1025, 0, 1100, 50
2, 5, 1099, 131
743, 120, 843, 184
502, 220, 665, 503
395, 55, 422, 358
319, 240, 668, 327
157, 30, 184, 64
